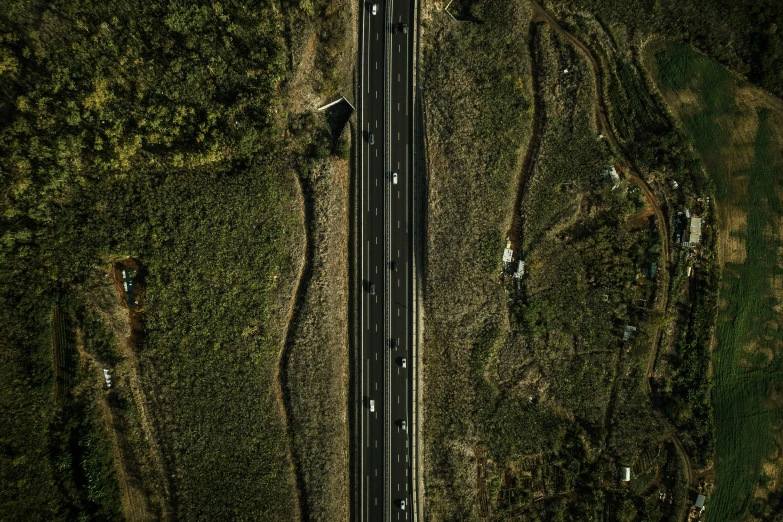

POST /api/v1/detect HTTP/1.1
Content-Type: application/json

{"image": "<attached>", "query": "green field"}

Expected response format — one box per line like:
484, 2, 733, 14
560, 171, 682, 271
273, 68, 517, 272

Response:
655, 43, 783, 520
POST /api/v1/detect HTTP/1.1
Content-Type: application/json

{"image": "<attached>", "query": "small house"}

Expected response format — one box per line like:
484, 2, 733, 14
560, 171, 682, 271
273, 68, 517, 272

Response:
695, 494, 706, 512
620, 467, 631, 482
604, 166, 620, 183
623, 325, 637, 341
103, 369, 112, 388
502, 239, 514, 264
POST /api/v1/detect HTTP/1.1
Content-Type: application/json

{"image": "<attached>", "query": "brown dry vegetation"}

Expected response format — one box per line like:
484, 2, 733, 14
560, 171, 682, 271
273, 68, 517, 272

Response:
276, 1, 356, 521
281, 157, 351, 522
420, 0, 534, 518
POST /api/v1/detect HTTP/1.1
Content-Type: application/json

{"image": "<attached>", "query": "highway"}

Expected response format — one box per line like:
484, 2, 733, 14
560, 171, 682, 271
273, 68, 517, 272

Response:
358, 0, 415, 520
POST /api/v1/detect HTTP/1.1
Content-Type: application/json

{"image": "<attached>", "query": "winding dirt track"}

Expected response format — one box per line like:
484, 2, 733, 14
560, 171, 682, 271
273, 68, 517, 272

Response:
274, 171, 307, 522
528, 0, 695, 487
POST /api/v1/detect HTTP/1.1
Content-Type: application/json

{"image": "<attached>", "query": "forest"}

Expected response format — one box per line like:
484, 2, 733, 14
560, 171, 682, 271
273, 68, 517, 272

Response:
0, 0, 351, 519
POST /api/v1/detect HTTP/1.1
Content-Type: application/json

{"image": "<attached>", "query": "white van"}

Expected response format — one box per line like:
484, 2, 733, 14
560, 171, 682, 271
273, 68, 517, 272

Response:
370, 399, 375, 412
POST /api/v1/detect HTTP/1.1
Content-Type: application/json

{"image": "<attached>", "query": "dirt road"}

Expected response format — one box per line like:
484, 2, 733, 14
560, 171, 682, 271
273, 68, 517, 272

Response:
528, 0, 695, 488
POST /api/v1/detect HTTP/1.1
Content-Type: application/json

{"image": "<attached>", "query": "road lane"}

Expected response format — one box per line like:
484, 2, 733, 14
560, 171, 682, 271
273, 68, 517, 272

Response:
358, 0, 415, 519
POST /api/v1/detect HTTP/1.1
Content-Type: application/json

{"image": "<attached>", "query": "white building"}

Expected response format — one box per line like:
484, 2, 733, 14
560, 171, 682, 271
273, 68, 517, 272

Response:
502, 239, 514, 264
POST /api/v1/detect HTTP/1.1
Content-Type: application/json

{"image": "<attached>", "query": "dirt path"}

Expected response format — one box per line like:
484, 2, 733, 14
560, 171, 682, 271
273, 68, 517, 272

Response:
274, 170, 307, 522
528, 0, 695, 488
74, 329, 155, 522
505, 20, 544, 252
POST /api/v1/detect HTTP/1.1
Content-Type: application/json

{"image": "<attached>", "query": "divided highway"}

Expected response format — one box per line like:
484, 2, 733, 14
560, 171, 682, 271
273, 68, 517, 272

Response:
358, 0, 415, 520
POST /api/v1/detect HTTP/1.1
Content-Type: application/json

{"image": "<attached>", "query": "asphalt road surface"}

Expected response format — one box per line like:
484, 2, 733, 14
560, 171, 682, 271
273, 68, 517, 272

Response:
358, 0, 415, 520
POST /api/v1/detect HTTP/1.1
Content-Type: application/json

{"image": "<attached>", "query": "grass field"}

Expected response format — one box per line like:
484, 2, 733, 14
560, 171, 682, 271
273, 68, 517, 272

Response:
653, 43, 783, 520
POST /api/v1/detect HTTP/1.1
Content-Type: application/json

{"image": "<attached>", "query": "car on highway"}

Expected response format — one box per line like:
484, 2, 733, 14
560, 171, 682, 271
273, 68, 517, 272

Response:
401, 357, 407, 368
369, 282, 375, 295
400, 420, 407, 432
390, 338, 397, 349
392, 172, 398, 184
370, 399, 375, 412
392, 23, 408, 34
371, 3, 377, 15
390, 260, 397, 271
368, 132, 374, 145
399, 499, 406, 510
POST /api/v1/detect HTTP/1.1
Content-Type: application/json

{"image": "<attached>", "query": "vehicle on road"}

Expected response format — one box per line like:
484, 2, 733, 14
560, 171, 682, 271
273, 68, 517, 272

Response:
369, 282, 376, 295
368, 132, 375, 145
401, 357, 407, 368
392, 172, 398, 184
399, 499, 406, 510
371, 3, 377, 15
390, 338, 397, 349
390, 260, 397, 271
400, 420, 407, 432
370, 399, 375, 412
392, 23, 408, 34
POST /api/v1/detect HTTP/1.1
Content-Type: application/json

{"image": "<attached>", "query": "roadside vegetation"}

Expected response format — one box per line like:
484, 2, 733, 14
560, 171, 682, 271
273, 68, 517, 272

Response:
420, 0, 534, 517
278, 2, 356, 521
652, 42, 783, 521
0, 0, 353, 520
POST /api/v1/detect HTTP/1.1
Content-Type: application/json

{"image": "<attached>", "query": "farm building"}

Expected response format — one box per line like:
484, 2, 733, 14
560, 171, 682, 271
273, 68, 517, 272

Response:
620, 466, 631, 482
684, 216, 702, 247
695, 494, 706, 512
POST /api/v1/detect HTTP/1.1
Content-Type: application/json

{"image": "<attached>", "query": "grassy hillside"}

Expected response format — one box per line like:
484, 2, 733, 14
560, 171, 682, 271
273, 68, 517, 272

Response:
652, 42, 783, 521
421, 1, 689, 519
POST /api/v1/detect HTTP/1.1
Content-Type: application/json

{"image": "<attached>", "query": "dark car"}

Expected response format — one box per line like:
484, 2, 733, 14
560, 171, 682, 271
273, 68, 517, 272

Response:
369, 282, 376, 295
368, 132, 375, 145
390, 338, 397, 349
390, 260, 397, 271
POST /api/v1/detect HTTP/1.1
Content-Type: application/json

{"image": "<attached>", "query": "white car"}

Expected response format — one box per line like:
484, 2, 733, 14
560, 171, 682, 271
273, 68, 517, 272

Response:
399, 499, 406, 510
371, 3, 377, 15
392, 172, 398, 184
400, 420, 407, 432
370, 399, 375, 412
401, 358, 407, 368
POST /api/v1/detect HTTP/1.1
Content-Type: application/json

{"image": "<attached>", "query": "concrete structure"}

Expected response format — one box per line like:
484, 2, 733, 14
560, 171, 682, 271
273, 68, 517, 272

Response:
695, 494, 706, 512
669, 179, 679, 189
620, 466, 631, 482
513, 260, 526, 279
